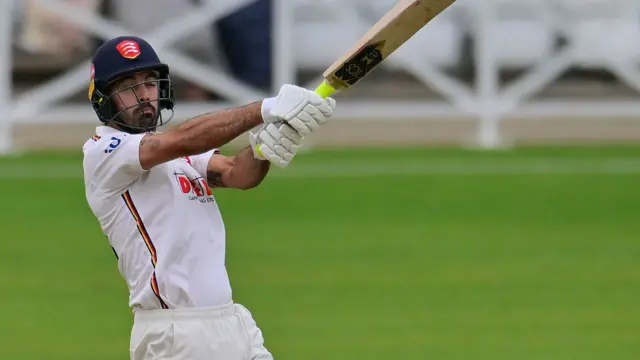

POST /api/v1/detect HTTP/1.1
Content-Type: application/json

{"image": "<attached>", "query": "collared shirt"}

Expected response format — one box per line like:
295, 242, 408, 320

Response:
82, 126, 231, 310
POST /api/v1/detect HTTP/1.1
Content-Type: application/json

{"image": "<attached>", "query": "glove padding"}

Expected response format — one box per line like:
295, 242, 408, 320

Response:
261, 84, 337, 135
249, 122, 303, 168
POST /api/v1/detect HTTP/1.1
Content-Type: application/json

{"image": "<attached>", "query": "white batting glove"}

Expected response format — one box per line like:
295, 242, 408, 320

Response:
249, 122, 303, 168
261, 84, 337, 135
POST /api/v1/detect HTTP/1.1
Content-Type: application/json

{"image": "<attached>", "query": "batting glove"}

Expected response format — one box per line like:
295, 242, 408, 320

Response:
249, 122, 303, 168
261, 84, 337, 135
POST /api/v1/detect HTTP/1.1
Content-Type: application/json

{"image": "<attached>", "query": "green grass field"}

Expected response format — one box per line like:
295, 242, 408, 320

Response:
1, 146, 639, 360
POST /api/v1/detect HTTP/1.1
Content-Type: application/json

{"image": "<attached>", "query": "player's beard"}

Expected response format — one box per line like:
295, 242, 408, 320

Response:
119, 103, 158, 132
133, 104, 158, 131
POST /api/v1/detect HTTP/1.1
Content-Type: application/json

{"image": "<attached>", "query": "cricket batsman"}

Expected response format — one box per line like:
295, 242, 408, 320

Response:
82, 36, 336, 359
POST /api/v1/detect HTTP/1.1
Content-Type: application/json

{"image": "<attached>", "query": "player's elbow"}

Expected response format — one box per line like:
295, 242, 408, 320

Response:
242, 164, 271, 190
236, 184, 255, 190
222, 158, 270, 190
232, 176, 264, 190
243, 178, 266, 190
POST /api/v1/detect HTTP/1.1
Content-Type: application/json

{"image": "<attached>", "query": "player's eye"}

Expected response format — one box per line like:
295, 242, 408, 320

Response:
116, 82, 135, 91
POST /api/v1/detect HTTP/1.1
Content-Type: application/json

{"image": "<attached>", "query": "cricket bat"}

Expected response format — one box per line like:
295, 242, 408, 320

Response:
314, 0, 457, 98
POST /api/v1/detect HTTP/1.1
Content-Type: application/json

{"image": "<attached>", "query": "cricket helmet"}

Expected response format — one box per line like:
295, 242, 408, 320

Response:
88, 36, 174, 133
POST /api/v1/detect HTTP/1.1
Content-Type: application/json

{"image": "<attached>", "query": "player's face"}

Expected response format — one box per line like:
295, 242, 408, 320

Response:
109, 71, 160, 131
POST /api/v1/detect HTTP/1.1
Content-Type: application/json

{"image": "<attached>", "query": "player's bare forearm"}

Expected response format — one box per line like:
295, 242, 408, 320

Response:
207, 146, 270, 190
139, 102, 263, 169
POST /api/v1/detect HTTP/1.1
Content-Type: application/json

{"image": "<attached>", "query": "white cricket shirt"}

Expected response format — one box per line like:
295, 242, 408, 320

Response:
82, 126, 232, 310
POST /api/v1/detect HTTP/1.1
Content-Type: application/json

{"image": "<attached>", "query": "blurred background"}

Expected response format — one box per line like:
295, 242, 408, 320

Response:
1, 0, 639, 359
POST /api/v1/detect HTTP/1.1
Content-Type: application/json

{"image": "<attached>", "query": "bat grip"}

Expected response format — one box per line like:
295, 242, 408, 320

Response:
314, 81, 336, 98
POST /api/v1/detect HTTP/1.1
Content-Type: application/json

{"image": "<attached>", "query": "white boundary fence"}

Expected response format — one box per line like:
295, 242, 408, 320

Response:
1, 0, 640, 153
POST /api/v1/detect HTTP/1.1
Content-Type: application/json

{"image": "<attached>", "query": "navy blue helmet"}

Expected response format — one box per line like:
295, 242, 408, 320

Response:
89, 36, 174, 133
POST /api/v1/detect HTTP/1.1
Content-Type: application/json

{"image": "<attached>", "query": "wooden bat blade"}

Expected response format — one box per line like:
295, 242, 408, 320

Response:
315, 0, 457, 98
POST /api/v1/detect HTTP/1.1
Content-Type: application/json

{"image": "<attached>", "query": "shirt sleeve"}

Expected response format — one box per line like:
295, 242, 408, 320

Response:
187, 149, 220, 179
85, 133, 148, 193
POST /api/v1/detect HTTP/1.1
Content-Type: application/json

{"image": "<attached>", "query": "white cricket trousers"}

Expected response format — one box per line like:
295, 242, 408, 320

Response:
130, 302, 273, 360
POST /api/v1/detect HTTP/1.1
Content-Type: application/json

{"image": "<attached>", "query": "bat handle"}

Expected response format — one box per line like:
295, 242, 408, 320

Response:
314, 81, 336, 98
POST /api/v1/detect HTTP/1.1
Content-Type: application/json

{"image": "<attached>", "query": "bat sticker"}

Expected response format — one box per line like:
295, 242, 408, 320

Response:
334, 41, 386, 86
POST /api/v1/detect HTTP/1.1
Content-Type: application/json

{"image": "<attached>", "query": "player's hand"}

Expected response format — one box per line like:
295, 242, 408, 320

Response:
249, 122, 303, 168
261, 84, 336, 135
